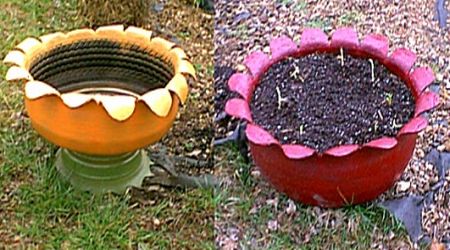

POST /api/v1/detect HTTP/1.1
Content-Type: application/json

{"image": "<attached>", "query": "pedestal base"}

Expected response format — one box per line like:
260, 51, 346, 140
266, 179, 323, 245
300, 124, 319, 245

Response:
56, 148, 151, 193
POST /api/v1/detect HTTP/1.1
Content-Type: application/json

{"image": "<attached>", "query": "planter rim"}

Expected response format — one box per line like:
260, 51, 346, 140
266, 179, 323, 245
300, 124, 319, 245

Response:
225, 27, 439, 159
4, 24, 196, 121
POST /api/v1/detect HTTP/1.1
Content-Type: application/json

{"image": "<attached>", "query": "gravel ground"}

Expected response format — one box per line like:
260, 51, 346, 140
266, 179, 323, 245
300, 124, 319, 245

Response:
214, 0, 449, 248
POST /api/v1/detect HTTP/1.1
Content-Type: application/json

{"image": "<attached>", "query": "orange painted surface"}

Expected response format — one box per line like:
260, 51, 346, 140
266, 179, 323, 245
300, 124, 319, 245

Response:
25, 93, 180, 155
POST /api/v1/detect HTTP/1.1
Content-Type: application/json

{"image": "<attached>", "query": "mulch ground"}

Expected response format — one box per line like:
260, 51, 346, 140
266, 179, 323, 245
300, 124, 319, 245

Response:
214, 0, 450, 248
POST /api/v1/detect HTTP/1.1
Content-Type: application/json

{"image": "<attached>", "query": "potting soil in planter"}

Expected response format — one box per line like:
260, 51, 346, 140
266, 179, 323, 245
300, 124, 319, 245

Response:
251, 53, 415, 152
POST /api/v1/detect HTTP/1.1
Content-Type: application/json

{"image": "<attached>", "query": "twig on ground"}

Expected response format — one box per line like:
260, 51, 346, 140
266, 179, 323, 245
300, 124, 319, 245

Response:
369, 59, 375, 81
276, 86, 288, 109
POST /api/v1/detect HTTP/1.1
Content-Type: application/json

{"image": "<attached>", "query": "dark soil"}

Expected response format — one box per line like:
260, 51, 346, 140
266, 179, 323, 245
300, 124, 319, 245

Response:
251, 53, 415, 152
214, 65, 238, 116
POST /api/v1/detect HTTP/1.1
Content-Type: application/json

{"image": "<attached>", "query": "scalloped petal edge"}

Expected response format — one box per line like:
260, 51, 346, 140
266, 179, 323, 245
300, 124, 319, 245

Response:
166, 73, 189, 104
246, 124, 278, 146
25, 80, 58, 99
3, 50, 26, 67
360, 33, 389, 59
125, 26, 152, 40
228, 73, 254, 101
5, 66, 32, 81
414, 91, 440, 116
410, 67, 435, 94
244, 51, 270, 78
225, 98, 253, 122
99, 95, 136, 121
299, 28, 329, 52
281, 145, 315, 159
330, 27, 359, 49
364, 137, 398, 149
398, 116, 428, 135
324, 145, 360, 157
270, 36, 298, 61
140, 88, 173, 117
388, 48, 417, 75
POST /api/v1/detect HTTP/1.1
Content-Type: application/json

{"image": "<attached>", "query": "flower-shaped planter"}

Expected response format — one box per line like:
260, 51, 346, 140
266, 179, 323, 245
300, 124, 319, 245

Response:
225, 28, 439, 208
4, 25, 195, 193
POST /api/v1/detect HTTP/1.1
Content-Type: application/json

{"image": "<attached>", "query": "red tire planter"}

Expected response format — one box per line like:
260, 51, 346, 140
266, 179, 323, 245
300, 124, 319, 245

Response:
225, 28, 439, 208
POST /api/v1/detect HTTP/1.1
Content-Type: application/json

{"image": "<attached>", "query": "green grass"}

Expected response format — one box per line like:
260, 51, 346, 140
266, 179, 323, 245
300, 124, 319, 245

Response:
215, 146, 413, 249
0, 0, 214, 248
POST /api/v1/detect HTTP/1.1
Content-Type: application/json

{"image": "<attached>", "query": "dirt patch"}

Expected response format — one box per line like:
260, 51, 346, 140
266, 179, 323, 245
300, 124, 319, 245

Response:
251, 53, 415, 152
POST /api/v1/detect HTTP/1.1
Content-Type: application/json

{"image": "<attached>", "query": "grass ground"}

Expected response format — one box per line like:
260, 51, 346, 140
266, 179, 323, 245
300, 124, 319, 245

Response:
0, 0, 214, 248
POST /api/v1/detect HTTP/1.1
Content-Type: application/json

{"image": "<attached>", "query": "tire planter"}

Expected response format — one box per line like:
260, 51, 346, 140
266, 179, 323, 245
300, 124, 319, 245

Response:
225, 27, 439, 208
4, 25, 195, 193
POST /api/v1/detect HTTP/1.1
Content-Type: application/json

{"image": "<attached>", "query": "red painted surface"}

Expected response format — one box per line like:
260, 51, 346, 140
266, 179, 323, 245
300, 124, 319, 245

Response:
249, 133, 418, 207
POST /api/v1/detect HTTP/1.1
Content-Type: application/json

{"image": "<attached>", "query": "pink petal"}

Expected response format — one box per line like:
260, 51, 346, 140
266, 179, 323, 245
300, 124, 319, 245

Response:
324, 144, 359, 157
246, 124, 279, 146
330, 27, 359, 49
225, 98, 253, 122
364, 137, 398, 149
270, 36, 298, 61
410, 67, 435, 94
360, 34, 389, 59
414, 91, 439, 116
244, 51, 270, 78
388, 48, 417, 75
398, 116, 428, 135
281, 144, 315, 159
299, 28, 329, 52
228, 73, 254, 101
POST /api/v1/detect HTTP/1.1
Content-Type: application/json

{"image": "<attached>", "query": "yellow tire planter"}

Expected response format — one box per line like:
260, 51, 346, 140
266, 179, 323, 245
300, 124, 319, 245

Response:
4, 25, 195, 193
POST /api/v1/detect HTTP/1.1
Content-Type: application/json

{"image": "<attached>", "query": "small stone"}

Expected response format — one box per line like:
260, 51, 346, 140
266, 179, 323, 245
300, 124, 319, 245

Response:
267, 220, 278, 231
416, 148, 425, 158
233, 11, 250, 24
260, 14, 268, 23
153, 3, 164, 13
397, 181, 411, 192
286, 199, 297, 214
236, 64, 246, 72
153, 218, 161, 227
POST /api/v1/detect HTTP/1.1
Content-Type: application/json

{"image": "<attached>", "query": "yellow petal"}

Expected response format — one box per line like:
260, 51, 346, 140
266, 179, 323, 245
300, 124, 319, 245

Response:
170, 47, 188, 61
166, 73, 189, 104
25, 81, 58, 100
3, 50, 26, 67
16, 37, 42, 55
175, 59, 196, 79
61, 93, 93, 108
66, 28, 96, 40
150, 37, 175, 50
40, 32, 66, 44
140, 88, 173, 117
96, 25, 125, 36
125, 26, 152, 40
148, 37, 174, 59
99, 95, 136, 121
5, 66, 32, 81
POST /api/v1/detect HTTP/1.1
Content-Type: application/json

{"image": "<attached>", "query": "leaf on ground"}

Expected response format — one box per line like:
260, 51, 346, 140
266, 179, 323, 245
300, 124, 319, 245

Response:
379, 195, 424, 242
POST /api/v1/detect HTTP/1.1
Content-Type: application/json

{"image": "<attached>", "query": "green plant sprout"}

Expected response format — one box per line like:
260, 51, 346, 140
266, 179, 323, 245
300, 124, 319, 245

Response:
384, 92, 393, 106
